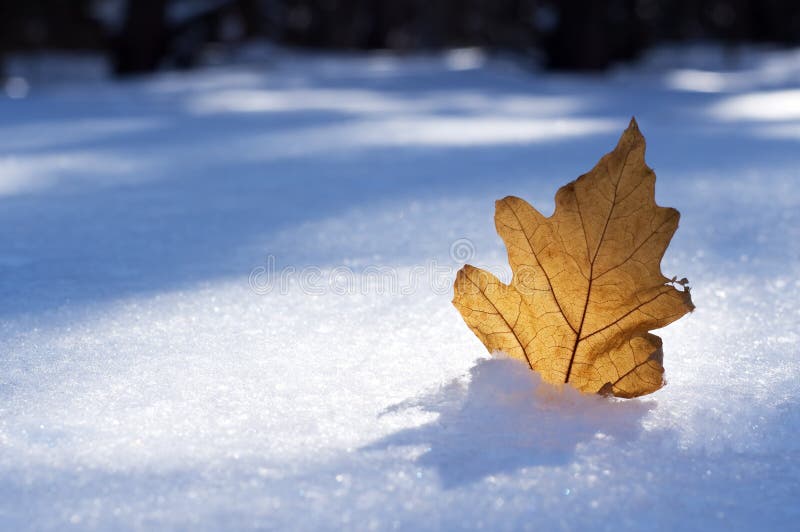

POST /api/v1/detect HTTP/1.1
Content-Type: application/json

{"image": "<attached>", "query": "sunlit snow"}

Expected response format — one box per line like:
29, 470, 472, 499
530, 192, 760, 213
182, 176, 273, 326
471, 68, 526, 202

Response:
1, 45, 798, 530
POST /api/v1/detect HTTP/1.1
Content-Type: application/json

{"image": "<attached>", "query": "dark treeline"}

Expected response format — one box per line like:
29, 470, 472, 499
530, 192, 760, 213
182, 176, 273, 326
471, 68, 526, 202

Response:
1, 0, 799, 76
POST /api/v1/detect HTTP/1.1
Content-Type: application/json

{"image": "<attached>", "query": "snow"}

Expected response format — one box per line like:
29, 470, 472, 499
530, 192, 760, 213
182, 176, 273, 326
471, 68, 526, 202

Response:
1, 45, 799, 530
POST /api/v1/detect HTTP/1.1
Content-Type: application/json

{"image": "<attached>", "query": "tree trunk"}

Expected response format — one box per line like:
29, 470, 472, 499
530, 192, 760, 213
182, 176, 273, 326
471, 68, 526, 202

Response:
546, 0, 612, 70
113, 0, 168, 75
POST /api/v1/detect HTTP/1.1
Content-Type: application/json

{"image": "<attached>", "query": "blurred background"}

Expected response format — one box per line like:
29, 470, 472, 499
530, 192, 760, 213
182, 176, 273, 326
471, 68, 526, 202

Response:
1, 0, 800, 80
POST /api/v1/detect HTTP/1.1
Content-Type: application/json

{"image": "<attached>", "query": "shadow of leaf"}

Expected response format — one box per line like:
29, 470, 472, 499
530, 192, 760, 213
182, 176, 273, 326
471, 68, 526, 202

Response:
364, 357, 655, 488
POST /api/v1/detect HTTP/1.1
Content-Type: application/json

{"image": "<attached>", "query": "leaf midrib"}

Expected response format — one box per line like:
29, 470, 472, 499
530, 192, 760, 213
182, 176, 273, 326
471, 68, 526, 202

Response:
564, 147, 633, 383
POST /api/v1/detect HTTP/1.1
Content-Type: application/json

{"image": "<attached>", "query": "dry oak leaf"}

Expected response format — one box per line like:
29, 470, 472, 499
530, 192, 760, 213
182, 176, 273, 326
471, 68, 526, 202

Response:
452, 118, 694, 398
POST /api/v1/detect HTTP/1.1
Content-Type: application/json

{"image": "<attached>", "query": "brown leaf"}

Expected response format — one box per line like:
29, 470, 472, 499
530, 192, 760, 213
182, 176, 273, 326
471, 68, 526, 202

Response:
452, 118, 694, 398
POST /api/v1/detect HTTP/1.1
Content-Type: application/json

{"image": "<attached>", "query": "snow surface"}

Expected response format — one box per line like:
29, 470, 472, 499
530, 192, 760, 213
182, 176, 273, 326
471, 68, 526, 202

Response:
1, 45, 799, 530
